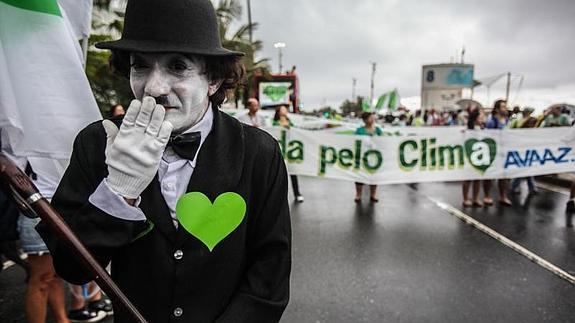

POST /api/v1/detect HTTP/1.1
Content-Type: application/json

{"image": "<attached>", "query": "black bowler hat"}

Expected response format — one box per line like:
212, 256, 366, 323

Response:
96, 0, 243, 57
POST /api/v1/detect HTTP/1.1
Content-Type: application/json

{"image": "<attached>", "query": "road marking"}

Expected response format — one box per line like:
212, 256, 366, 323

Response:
427, 196, 575, 286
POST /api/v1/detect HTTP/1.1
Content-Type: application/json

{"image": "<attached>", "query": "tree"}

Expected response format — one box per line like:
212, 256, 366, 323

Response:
85, 1, 132, 116
340, 97, 365, 117
214, 0, 270, 107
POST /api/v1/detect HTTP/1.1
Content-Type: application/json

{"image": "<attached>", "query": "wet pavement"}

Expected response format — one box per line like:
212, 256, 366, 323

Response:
282, 177, 575, 322
1, 178, 575, 322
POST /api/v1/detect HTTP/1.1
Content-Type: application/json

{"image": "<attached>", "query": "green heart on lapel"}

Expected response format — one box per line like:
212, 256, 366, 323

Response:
176, 192, 246, 252
464, 138, 497, 173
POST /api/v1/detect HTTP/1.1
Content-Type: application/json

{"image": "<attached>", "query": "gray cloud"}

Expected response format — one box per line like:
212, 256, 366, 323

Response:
238, 0, 575, 109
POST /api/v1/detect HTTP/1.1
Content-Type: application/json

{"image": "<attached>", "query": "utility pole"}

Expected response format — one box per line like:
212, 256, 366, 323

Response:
369, 62, 376, 109
352, 78, 357, 101
505, 72, 511, 103
461, 46, 465, 64
278, 47, 283, 73
81, 37, 89, 68
274, 42, 286, 74
246, 0, 253, 44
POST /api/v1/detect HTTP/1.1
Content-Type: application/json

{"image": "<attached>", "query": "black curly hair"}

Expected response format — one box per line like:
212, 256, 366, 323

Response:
109, 51, 245, 108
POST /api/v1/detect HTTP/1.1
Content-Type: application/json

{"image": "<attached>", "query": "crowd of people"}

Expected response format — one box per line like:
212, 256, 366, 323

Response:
385, 101, 572, 129
392, 100, 573, 208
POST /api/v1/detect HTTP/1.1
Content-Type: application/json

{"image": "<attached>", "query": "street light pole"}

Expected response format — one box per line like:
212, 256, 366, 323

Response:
274, 42, 286, 74
246, 0, 253, 44
370, 62, 377, 109
505, 72, 511, 103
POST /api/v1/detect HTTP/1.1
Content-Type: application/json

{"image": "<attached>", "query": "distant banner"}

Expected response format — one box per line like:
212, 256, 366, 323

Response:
259, 82, 291, 107
263, 126, 575, 184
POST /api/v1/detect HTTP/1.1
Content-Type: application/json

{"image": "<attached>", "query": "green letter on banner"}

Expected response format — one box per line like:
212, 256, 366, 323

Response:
399, 140, 418, 170
319, 146, 337, 175
363, 150, 383, 172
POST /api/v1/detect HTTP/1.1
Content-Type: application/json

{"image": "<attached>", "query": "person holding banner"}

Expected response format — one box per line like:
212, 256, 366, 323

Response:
462, 105, 485, 207
38, 0, 291, 322
540, 105, 570, 128
484, 99, 511, 206
273, 105, 304, 202
354, 112, 383, 203
509, 107, 538, 195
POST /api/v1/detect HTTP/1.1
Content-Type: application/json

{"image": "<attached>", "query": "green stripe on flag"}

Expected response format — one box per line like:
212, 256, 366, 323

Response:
375, 94, 387, 110
362, 100, 371, 112
0, 0, 61, 16
388, 90, 397, 110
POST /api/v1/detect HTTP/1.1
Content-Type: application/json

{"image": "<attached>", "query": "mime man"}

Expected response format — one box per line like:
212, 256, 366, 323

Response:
39, 0, 291, 322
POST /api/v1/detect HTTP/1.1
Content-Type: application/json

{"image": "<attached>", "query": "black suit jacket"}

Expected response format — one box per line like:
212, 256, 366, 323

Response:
38, 107, 291, 323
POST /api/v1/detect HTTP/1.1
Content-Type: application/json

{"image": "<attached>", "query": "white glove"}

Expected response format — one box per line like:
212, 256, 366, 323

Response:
102, 97, 173, 199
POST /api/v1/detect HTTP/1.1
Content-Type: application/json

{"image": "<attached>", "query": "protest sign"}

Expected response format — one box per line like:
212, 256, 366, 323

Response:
264, 126, 575, 184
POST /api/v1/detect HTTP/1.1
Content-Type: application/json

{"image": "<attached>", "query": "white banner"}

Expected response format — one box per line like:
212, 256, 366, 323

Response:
264, 126, 575, 184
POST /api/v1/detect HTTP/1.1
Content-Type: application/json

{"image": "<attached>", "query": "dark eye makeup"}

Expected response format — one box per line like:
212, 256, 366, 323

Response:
130, 56, 149, 69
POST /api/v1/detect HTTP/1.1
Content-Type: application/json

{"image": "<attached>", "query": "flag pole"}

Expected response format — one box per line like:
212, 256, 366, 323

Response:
369, 62, 376, 111
0, 153, 148, 323
81, 36, 89, 68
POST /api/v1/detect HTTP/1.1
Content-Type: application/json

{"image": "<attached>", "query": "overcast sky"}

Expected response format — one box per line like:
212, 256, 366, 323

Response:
232, 0, 575, 111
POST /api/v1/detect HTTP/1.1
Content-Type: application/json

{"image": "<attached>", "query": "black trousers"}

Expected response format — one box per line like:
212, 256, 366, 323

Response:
290, 175, 301, 196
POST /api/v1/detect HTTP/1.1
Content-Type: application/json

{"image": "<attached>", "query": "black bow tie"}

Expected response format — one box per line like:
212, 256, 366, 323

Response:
167, 132, 201, 160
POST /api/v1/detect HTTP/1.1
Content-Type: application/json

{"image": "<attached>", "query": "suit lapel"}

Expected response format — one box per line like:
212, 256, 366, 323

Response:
175, 106, 245, 244
140, 174, 177, 244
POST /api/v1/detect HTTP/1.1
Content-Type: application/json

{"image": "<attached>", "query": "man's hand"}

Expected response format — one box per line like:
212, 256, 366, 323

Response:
102, 97, 173, 199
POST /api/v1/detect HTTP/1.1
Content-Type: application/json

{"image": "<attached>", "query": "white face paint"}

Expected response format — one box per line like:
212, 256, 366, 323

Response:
129, 52, 220, 133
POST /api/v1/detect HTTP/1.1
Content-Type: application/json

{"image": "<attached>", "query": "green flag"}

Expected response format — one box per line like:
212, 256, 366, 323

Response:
361, 100, 371, 112
0, 0, 101, 158
374, 89, 401, 111
388, 90, 398, 111
375, 93, 387, 110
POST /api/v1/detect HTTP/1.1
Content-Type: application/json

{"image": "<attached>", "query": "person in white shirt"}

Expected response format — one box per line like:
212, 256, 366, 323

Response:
238, 98, 266, 127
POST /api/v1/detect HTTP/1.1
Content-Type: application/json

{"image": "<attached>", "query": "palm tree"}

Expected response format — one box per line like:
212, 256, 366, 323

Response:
215, 0, 270, 107
85, 0, 131, 114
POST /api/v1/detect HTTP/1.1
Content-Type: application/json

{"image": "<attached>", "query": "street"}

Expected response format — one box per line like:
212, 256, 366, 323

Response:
1, 178, 575, 322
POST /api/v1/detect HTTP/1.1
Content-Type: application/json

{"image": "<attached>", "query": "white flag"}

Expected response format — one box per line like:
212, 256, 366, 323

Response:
58, 0, 93, 39
0, 0, 101, 160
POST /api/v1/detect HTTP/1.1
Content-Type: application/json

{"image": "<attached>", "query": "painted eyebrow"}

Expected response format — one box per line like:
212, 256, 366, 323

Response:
169, 55, 190, 62
169, 54, 197, 64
